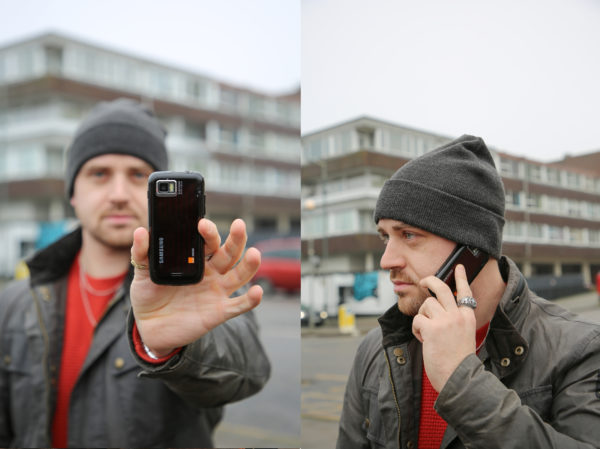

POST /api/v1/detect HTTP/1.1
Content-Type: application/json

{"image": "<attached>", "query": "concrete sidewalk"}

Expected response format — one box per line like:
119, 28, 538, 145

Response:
302, 290, 599, 338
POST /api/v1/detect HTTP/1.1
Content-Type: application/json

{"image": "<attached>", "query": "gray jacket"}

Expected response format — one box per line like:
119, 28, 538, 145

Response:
0, 228, 271, 448
337, 257, 600, 449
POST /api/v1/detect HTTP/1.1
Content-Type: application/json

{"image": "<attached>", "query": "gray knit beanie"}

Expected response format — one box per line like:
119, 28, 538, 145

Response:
65, 98, 169, 197
373, 135, 505, 258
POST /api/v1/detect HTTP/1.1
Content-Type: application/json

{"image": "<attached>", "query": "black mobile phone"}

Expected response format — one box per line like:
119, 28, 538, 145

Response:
148, 171, 206, 285
432, 245, 489, 297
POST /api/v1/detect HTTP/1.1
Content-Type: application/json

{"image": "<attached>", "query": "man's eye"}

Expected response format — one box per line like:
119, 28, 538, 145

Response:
403, 232, 416, 240
379, 234, 389, 245
91, 170, 106, 178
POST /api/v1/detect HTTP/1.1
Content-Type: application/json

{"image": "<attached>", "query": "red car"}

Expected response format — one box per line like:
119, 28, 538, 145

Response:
252, 237, 300, 294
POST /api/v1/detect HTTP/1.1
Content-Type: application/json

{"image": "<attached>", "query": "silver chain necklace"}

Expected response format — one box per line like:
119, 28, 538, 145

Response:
78, 261, 121, 327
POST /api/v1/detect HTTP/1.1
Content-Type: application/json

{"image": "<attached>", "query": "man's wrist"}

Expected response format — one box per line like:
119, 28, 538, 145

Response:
132, 321, 182, 364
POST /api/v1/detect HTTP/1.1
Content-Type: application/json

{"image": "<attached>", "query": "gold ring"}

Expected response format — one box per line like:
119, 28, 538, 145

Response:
130, 258, 148, 270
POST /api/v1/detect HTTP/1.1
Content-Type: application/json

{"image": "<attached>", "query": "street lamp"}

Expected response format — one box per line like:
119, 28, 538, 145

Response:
303, 198, 320, 328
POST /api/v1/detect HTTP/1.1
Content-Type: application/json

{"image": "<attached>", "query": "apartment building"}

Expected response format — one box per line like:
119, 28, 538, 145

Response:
301, 116, 600, 314
0, 32, 300, 277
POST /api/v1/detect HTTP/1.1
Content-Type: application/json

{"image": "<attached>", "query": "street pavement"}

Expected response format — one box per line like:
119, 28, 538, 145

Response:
301, 290, 600, 449
214, 291, 301, 449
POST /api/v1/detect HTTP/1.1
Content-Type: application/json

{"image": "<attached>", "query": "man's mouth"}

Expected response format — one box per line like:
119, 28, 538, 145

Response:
391, 279, 414, 294
103, 214, 136, 225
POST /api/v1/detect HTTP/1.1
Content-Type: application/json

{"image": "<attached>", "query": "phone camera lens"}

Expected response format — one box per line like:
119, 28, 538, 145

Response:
158, 182, 169, 192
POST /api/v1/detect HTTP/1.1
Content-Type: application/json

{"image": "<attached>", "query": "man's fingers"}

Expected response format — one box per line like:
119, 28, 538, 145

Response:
198, 218, 221, 257
220, 247, 261, 294
454, 264, 473, 301
419, 275, 457, 310
412, 314, 427, 343
131, 227, 151, 279
207, 219, 247, 274
223, 285, 263, 321
418, 296, 444, 319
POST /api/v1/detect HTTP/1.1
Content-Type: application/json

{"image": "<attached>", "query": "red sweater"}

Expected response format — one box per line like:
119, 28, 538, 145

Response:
51, 258, 126, 448
417, 322, 490, 449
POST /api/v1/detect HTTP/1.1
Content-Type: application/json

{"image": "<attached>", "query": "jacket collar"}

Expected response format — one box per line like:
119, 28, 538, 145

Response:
26, 227, 83, 286
486, 257, 530, 377
27, 226, 135, 286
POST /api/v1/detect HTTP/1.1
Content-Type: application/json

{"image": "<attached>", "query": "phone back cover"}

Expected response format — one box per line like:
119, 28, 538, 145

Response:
148, 171, 205, 285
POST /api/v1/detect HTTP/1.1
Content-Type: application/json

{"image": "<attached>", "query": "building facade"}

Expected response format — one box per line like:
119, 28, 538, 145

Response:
0, 32, 300, 277
301, 117, 600, 315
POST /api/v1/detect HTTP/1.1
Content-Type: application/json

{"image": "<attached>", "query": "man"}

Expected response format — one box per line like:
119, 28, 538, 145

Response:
337, 135, 600, 448
0, 98, 270, 447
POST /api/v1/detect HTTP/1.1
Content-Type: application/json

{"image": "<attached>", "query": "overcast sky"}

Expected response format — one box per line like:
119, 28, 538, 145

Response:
302, 0, 600, 162
0, 0, 300, 95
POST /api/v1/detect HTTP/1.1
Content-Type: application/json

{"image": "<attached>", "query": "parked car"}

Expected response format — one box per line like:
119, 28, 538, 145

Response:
252, 237, 300, 294
300, 304, 328, 327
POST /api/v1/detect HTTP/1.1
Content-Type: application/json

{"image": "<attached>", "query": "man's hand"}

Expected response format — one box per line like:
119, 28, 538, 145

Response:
412, 264, 477, 392
130, 218, 262, 357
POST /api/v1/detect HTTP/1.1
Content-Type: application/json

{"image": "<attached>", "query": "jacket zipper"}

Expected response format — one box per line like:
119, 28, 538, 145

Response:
384, 349, 402, 449
31, 287, 53, 445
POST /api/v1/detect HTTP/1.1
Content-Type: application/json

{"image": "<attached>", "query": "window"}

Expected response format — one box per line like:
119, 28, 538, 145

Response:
17, 47, 34, 77
546, 168, 560, 185
548, 226, 564, 242
187, 79, 206, 103
304, 138, 326, 162
46, 146, 63, 177
531, 264, 553, 275
546, 196, 561, 214
504, 221, 524, 239
567, 200, 583, 217
505, 191, 521, 207
357, 127, 375, 149
220, 88, 238, 109
568, 228, 584, 244
219, 125, 239, 148
45, 45, 63, 75
248, 95, 266, 117
0, 147, 6, 175
303, 214, 326, 238
249, 130, 266, 150
331, 210, 357, 235
275, 100, 292, 123
150, 70, 171, 96
562, 263, 581, 274
528, 223, 544, 239
527, 164, 542, 182
333, 131, 352, 156
185, 121, 206, 139
527, 193, 542, 209
566, 172, 581, 189
500, 158, 515, 177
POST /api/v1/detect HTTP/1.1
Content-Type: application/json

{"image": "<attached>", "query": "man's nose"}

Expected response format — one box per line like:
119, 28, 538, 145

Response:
108, 174, 131, 202
380, 241, 406, 270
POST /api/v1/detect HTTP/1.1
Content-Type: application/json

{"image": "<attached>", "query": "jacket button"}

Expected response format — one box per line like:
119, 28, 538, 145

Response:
407, 441, 415, 449
364, 417, 370, 428
393, 348, 404, 357
114, 357, 125, 369
3, 355, 11, 366
500, 357, 511, 367
514, 346, 524, 356
396, 356, 406, 365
